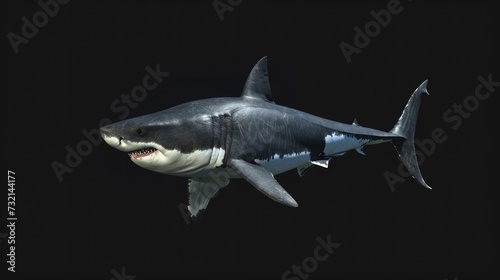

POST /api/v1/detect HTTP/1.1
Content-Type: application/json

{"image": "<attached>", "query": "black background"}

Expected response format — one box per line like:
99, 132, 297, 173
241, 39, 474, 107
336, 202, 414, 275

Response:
2, 0, 497, 279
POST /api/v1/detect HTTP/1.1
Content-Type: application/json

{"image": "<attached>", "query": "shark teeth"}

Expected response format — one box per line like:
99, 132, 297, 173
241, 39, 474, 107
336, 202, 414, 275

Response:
128, 147, 157, 159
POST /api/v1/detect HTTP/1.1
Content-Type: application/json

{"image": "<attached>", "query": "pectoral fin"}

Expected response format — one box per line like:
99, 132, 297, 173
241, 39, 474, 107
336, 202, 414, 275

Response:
229, 159, 298, 207
188, 176, 229, 217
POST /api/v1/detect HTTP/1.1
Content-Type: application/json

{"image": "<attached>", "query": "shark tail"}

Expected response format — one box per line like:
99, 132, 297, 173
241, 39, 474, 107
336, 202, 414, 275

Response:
389, 80, 431, 189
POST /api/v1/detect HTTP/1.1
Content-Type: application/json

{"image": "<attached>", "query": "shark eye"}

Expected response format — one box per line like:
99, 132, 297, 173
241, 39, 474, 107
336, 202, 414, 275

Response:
136, 128, 143, 135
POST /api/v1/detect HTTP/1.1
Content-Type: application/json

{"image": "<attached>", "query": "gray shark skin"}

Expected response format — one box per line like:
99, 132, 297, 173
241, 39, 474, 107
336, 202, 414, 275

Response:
100, 57, 431, 217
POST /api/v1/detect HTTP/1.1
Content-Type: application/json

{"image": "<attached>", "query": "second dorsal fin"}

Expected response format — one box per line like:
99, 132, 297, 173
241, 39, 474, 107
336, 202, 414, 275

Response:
240, 56, 274, 102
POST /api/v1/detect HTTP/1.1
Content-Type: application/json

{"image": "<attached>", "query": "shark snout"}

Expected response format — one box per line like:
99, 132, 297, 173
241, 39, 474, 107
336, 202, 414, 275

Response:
99, 126, 115, 137
99, 126, 122, 147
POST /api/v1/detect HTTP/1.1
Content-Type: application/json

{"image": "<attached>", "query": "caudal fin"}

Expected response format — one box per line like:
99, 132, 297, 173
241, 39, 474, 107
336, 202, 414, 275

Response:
389, 80, 431, 189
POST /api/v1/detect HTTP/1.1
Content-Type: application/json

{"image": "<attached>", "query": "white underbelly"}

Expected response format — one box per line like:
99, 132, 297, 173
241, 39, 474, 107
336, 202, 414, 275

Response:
323, 133, 367, 156
255, 151, 311, 175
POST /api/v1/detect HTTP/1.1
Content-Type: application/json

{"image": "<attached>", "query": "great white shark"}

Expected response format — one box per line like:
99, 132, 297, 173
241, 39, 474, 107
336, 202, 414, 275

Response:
100, 57, 431, 217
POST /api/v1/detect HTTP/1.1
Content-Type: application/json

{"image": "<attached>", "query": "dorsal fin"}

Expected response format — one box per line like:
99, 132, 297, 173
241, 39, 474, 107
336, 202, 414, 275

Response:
240, 56, 274, 102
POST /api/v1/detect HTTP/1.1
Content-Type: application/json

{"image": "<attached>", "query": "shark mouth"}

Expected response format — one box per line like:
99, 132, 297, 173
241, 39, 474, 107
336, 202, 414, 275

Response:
128, 147, 157, 159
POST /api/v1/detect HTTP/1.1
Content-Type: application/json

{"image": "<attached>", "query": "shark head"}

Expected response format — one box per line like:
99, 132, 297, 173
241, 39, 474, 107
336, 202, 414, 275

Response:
100, 107, 217, 176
